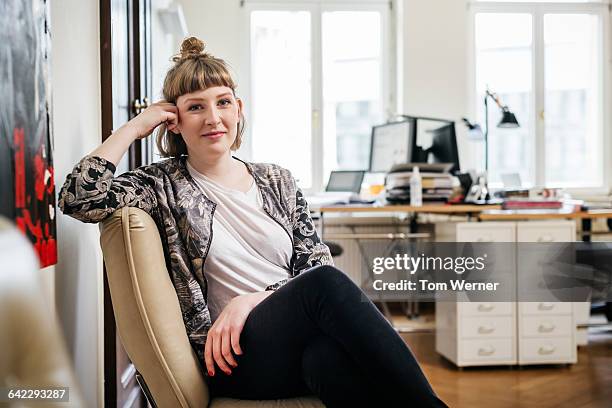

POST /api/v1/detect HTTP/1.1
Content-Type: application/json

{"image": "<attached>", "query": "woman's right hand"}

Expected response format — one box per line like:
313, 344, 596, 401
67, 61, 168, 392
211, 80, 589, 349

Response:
89, 100, 179, 166
128, 100, 179, 140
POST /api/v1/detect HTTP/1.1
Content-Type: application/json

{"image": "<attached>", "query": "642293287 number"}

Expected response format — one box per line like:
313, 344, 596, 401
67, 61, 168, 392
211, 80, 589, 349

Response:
1, 387, 69, 402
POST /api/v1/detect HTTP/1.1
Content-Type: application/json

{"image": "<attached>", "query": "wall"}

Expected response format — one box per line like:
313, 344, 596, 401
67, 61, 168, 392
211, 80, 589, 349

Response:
175, 0, 256, 160
50, 0, 104, 407
403, 0, 479, 170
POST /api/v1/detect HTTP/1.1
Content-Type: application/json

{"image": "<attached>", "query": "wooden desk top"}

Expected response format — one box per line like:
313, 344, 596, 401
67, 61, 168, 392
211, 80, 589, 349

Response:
318, 204, 501, 214
479, 209, 612, 221
318, 204, 612, 220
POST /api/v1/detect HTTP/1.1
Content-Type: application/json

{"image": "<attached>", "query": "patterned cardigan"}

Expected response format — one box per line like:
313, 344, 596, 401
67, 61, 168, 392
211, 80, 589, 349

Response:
58, 155, 333, 357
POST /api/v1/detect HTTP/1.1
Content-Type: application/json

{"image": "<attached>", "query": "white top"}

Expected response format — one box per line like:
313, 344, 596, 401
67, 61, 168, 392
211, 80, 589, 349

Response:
186, 161, 292, 322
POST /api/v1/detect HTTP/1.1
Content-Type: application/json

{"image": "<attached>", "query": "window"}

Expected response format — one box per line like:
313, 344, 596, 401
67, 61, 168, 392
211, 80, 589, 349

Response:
247, 1, 391, 191
472, 1, 608, 189
250, 11, 313, 187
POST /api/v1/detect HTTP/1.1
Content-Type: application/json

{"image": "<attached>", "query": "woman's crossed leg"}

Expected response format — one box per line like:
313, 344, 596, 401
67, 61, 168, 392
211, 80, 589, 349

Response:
208, 265, 447, 408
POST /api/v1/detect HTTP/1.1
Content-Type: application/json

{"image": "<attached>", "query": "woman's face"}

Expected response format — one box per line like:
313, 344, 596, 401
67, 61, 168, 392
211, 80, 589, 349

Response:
175, 86, 243, 160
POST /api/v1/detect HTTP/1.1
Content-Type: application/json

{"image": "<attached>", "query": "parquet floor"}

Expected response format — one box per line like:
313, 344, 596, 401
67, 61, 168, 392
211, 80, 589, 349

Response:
402, 327, 612, 408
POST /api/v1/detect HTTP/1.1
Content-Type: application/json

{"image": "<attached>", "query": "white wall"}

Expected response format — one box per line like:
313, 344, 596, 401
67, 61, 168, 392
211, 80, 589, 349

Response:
50, 0, 104, 407
402, 0, 479, 171
174, 0, 253, 159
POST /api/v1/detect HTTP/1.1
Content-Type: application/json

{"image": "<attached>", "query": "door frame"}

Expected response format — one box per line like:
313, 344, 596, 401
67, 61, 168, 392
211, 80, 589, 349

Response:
100, 0, 152, 406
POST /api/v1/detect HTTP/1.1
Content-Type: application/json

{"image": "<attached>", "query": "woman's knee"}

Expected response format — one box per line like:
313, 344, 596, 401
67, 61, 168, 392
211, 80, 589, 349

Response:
301, 265, 352, 288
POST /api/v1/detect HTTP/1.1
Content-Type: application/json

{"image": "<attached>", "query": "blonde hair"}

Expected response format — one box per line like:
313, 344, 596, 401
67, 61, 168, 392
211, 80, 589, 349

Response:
156, 37, 245, 157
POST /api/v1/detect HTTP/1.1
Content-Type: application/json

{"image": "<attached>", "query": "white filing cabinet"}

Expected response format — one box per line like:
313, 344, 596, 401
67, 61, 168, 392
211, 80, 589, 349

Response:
436, 221, 578, 367
436, 300, 517, 366
436, 222, 517, 366
516, 221, 577, 364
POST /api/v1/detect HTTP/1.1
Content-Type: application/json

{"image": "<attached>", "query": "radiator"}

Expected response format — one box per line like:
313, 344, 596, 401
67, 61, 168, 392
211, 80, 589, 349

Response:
320, 216, 416, 284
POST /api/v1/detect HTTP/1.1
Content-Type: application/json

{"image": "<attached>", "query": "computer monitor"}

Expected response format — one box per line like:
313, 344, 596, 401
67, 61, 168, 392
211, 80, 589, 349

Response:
325, 170, 365, 193
427, 122, 460, 174
369, 119, 417, 173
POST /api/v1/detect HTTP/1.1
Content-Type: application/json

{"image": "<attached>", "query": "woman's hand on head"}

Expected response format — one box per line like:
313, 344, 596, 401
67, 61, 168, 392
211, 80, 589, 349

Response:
204, 291, 272, 377
127, 100, 179, 140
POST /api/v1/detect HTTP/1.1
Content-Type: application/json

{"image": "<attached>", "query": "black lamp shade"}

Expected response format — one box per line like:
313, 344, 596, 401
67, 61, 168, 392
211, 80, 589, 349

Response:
498, 108, 519, 128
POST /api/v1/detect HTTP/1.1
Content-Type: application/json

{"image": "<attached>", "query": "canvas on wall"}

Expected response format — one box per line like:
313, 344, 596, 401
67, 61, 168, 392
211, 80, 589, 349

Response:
0, 0, 56, 267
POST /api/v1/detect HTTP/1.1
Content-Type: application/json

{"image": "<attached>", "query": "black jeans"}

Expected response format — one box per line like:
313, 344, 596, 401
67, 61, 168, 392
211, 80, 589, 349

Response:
208, 265, 447, 408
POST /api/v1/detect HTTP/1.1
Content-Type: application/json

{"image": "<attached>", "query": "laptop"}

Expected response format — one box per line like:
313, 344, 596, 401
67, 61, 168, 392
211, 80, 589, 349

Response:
325, 170, 365, 193
307, 170, 366, 208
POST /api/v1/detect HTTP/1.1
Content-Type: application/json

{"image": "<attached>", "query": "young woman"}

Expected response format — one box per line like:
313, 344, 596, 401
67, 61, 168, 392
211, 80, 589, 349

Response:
59, 37, 447, 408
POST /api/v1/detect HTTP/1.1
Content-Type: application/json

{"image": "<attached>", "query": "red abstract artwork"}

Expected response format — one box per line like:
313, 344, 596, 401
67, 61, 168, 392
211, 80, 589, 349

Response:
1, 0, 57, 267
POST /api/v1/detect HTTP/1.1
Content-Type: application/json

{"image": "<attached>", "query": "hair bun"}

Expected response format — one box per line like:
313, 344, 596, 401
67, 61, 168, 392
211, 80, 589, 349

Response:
172, 36, 207, 62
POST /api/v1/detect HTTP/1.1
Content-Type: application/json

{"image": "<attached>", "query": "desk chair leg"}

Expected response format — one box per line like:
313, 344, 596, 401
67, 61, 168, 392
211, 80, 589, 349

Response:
402, 301, 420, 319
409, 215, 418, 234
135, 371, 157, 408
582, 219, 592, 242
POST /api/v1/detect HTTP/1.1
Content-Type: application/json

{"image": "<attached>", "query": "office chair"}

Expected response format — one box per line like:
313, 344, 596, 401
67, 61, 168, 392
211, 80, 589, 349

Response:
99, 207, 325, 407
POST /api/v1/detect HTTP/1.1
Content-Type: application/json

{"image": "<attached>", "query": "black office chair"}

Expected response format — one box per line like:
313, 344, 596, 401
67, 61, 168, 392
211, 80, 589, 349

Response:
325, 241, 343, 257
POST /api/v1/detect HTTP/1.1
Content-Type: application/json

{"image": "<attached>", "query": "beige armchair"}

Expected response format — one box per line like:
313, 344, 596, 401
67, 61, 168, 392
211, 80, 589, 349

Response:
100, 207, 324, 408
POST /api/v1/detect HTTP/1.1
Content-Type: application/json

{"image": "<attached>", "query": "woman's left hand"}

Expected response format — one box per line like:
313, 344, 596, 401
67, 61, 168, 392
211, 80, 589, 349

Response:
204, 291, 272, 377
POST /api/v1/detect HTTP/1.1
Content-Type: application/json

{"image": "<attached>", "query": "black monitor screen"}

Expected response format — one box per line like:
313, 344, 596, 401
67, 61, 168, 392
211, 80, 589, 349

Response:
428, 123, 460, 174
369, 119, 416, 173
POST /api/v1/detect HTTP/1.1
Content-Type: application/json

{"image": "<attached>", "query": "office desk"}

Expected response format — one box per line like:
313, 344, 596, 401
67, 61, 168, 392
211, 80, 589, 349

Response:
319, 203, 501, 215
319, 204, 612, 241
479, 209, 612, 221
319, 204, 501, 237
318, 204, 502, 319
478, 209, 612, 241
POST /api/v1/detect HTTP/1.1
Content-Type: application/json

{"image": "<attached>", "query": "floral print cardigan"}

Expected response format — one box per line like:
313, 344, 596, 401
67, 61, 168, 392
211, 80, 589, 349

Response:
58, 155, 333, 358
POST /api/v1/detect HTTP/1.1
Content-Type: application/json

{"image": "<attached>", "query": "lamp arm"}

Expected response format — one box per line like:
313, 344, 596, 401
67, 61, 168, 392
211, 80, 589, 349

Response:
485, 89, 506, 110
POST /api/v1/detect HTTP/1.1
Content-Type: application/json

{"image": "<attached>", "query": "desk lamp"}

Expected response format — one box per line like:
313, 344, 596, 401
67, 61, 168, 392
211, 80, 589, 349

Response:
463, 91, 520, 172
483, 88, 520, 172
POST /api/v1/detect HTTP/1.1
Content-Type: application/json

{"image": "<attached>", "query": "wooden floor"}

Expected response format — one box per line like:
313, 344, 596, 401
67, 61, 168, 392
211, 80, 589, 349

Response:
402, 326, 612, 408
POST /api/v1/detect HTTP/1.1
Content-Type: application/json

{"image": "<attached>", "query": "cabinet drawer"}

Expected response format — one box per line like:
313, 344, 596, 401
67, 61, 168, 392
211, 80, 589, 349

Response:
520, 302, 572, 315
461, 338, 514, 362
457, 222, 516, 242
521, 315, 572, 338
460, 302, 514, 316
519, 337, 574, 363
516, 221, 575, 242
460, 316, 514, 338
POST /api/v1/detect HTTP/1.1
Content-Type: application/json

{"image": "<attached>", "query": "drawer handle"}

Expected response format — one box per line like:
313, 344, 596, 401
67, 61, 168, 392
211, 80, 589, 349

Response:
478, 346, 496, 356
477, 303, 495, 312
538, 345, 557, 355
537, 235, 554, 242
538, 302, 555, 311
538, 323, 556, 333
478, 325, 495, 334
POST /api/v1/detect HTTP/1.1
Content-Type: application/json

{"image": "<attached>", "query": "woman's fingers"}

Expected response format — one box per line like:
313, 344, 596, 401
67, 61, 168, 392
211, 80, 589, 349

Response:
204, 336, 215, 376
212, 328, 233, 375
230, 324, 243, 356
161, 106, 179, 133
221, 327, 239, 368
161, 112, 178, 134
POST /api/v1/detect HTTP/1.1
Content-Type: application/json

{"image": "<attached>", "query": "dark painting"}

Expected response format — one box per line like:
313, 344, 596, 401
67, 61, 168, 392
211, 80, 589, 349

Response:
0, 0, 56, 267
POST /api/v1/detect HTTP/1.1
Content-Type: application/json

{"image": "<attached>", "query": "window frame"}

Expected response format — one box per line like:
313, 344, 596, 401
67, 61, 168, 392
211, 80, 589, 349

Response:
468, 1, 611, 194
244, 0, 396, 193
